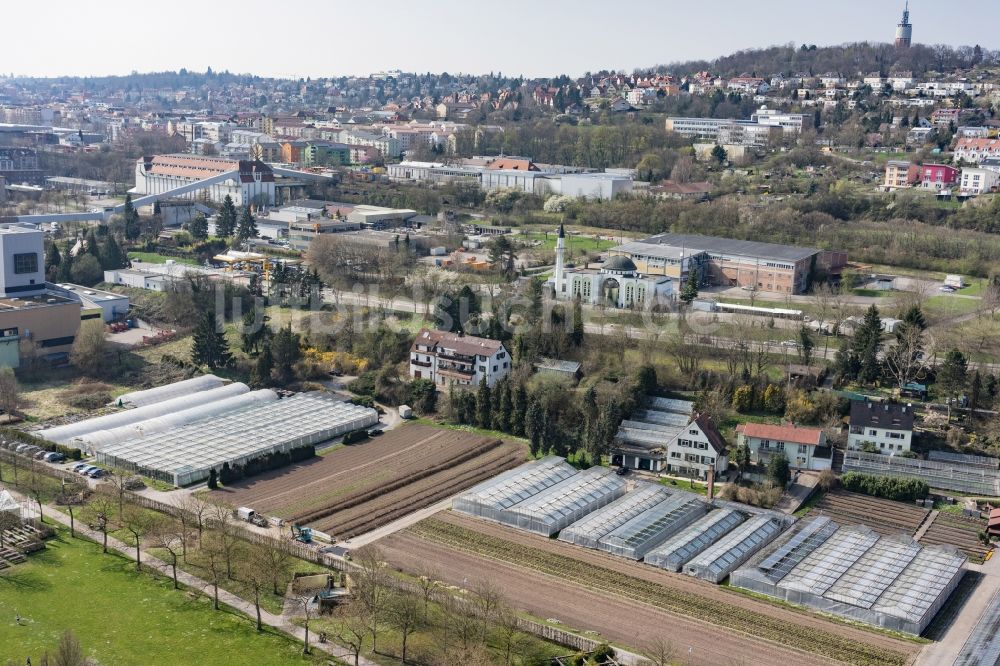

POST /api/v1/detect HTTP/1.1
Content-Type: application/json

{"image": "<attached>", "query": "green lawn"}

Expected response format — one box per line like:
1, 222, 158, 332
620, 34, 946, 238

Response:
924, 294, 982, 319
128, 251, 199, 266
0, 530, 323, 665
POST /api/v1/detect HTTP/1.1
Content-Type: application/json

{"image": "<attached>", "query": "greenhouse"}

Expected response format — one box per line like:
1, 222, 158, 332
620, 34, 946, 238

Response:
730, 518, 967, 635
95, 393, 378, 486
599, 491, 707, 560
558, 482, 673, 549
452, 456, 577, 522
683, 515, 784, 582
644, 509, 745, 572
502, 467, 627, 536
955, 589, 1000, 666
37, 382, 251, 449
116, 374, 226, 408
843, 450, 1000, 496
77, 390, 278, 452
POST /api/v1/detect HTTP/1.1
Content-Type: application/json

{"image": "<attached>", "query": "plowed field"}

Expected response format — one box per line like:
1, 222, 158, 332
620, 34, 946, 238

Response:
211, 425, 524, 537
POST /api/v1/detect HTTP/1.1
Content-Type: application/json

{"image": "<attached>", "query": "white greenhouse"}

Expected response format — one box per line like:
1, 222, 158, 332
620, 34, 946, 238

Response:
77, 390, 278, 452
599, 491, 707, 560
683, 515, 784, 582
644, 509, 746, 572
559, 482, 673, 549
730, 517, 967, 635
38, 382, 251, 448
116, 374, 226, 408
94, 393, 377, 486
502, 467, 627, 536
452, 456, 578, 522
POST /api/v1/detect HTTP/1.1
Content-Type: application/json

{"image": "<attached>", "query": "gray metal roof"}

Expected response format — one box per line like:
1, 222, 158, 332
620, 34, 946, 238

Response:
632, 233, 822, 263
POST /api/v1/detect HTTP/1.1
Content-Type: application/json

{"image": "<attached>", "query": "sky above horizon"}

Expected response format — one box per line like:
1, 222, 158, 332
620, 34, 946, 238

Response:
5, 0, 997, 80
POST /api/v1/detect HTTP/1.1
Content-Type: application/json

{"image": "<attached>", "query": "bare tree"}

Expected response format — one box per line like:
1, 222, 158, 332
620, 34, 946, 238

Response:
257, 536, 293, 595
471, 580, 504, 642
416, 569, 440, 620
388, 589, 422, 664
494, 606, 529, 666
178, 493, 210, 539
884, 324, 927, 389
55, 480, 88, 538
237, 543, 275, 632
122, 504, 158, 571
353, 544, 392, 654
641, 637, 677, 666
201, 533, 227, 611
208, 501, 240, 578
54, 629, 87, 666
150, 518, 189, 589
24, 462, 50, 523
291, 592, 316, 655
104, 471, 130, 516
83, 489, 116, 553
335, 601, 368, 666
0, 367, 19, 418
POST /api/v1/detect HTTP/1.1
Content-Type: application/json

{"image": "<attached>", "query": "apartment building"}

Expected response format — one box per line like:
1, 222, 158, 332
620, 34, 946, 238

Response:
409, 328, 511, 389
920, 163, 959, 191
959, 168, 1000, 196
884, 160, 920, 190
955, 138, 1000, 164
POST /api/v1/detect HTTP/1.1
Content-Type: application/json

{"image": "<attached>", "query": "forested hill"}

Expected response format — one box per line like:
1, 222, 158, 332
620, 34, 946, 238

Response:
653, 42, 997, 78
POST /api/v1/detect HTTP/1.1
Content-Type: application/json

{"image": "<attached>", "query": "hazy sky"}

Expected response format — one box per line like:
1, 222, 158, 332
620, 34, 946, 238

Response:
5, 0, 996, 79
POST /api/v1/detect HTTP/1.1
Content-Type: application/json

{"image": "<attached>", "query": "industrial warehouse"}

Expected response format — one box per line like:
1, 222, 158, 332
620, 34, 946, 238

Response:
453, 457, 968, 634
35, 376, 377, 486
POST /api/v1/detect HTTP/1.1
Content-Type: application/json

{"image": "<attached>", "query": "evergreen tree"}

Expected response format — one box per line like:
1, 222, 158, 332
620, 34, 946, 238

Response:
852, 305, 883, 384
100, 234, 128, 270
571, 297, 584, 346
476, 379, 492, 429
938, 348, 969, 403
85, 229, 101, 259
767, 452, 791, 487
494, 379, 513, 432
582, 386, 599, 462
250, 342, 273, 387
123, 194, 141, 241
235, 206, 258, 244
188, 213, 209, 241
900, 305, 927, 332
57, 246, 74, 283
270, 324, 301, 383
191, 310, 233, 369
207, 468, 218, 490
680, 269, 699, 304
525, 399, 545, 457
512, 384, 528, 437
240, 304, 269, 355
798, 325, 815, 366
216, 195, 238, 238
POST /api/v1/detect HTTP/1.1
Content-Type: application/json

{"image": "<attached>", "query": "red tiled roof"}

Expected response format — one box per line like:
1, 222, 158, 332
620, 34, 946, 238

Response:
736, 422, 823, 446
411, 328, 504, 358
485, 159, 538, 171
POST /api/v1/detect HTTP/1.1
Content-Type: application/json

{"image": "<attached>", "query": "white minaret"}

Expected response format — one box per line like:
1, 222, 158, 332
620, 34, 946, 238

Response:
554, 223, 566, 294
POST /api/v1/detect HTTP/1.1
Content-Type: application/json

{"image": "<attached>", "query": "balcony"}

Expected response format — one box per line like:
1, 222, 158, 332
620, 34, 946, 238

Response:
410, 360, 432, 368
439, 367, 475, 381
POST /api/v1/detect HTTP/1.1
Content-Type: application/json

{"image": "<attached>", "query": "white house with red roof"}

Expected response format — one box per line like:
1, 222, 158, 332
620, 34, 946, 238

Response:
409, 328, 511, 389
735, 422, 832, 471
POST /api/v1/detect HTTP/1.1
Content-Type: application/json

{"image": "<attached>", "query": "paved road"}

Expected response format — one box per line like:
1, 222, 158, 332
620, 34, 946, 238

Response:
915, 553, 1000, 666
11, 490, 375, 666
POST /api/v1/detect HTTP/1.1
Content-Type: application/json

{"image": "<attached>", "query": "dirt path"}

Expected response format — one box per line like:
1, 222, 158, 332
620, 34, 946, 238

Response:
434, 513, 920, 659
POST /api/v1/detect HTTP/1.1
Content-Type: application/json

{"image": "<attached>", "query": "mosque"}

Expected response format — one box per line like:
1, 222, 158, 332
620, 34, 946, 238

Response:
547, 224, 675, 309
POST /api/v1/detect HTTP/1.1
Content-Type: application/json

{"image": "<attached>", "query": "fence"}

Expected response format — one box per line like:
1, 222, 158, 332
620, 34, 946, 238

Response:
843, 451, 1000, 496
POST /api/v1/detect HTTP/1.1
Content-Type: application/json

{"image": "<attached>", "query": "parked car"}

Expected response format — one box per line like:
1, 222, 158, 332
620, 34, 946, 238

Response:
72, 462, 89, 473
43, 452, 64, 463
781, 340, 799, 348
79, 465, 97, 475
15, 444, 30, 454
939, 285, 956, 293
87, 468, 104, 479
615, 466, 630, 476
367, 429, 384, 437
33, 449, 49, 460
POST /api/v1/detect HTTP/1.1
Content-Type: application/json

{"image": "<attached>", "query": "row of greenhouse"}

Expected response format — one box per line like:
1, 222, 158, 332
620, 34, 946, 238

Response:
34, 375, 378, 487
452, 457, 968, 635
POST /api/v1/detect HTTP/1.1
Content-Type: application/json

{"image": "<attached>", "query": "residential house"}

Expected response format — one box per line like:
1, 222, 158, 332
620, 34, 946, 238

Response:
847, 401, 915, 453
735, 422, 832, 471
920, 163, 959, 191
408, 328, 511, 389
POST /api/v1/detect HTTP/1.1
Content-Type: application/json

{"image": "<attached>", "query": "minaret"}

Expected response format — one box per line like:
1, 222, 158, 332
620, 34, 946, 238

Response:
894, 1, 912, 48
554, 223, 566, 295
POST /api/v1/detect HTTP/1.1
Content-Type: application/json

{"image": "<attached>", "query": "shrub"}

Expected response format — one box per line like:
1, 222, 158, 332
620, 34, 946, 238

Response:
732, 385, 753, 413
817, 468, 838, 491
342, 429, 370, 444
841, 471, 928, 501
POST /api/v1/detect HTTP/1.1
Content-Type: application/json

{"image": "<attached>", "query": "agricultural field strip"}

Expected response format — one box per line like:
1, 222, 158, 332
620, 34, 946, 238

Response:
312, 444, 523, 535
291, 435, 505, 524
809, 492, 929, 534
409, 516, 913, 666
917, 514, 989, 561
214, 426, 475, 515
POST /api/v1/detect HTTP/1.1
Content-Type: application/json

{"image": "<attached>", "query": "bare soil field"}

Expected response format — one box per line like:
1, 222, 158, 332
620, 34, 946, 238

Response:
808, 490, 930, 536
919, 512, 990, 563
375, 512, 922, 666
211, 425, 525, 537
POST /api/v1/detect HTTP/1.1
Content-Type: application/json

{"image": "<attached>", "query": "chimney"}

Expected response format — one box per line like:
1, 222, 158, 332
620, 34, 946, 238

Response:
706, 468, 715, 500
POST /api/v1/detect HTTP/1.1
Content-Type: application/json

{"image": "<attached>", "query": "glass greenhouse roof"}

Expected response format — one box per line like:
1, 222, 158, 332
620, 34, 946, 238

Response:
872, 545, 966, 621
453, 456, 576, 513
685, 515, 784, 580
756, 516, 838, 583
778, 526, 881, 596
599, 492, 706, 558
559, 482, 673, 549
506, 467, 626, 527
644, 509, 745, 571
825, 536, 921, 609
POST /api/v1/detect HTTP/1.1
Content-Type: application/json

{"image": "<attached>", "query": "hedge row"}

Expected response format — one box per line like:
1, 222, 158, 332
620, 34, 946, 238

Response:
218, 444, 315, 485
841, 471, 929, 501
